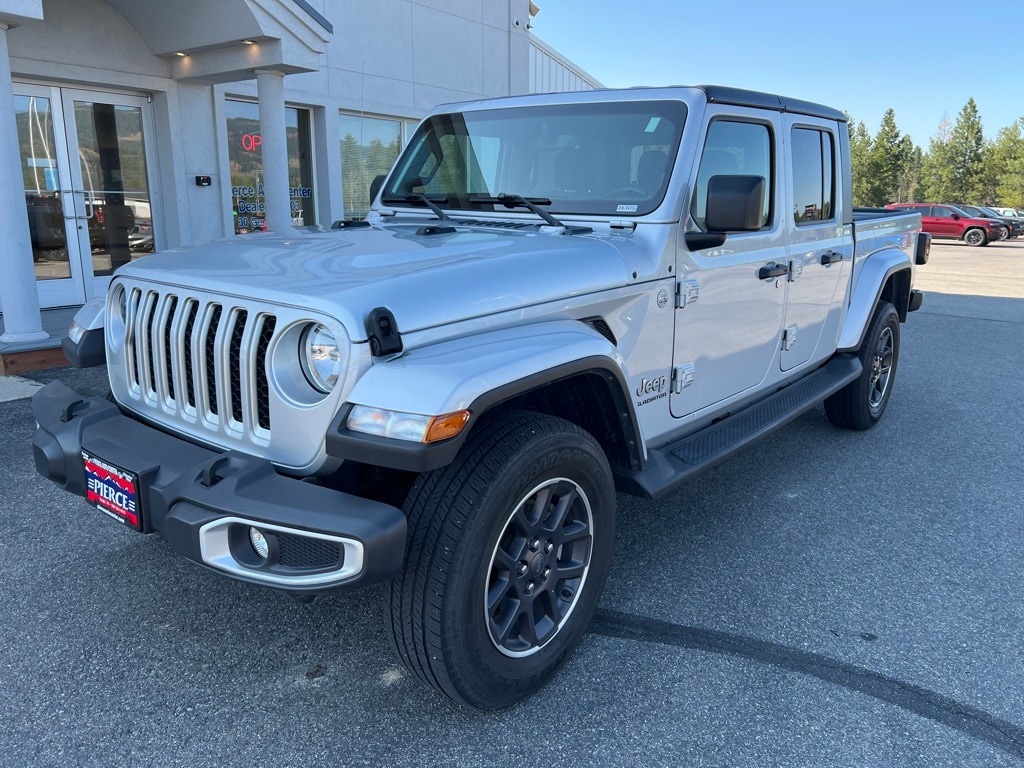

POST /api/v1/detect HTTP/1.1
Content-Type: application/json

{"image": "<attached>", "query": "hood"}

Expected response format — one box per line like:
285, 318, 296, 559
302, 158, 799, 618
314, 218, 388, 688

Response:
117, 222, 633, 341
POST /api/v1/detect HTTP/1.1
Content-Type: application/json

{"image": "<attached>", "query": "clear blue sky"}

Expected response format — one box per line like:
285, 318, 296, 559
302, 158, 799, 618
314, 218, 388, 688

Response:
530, 0, 1023, 149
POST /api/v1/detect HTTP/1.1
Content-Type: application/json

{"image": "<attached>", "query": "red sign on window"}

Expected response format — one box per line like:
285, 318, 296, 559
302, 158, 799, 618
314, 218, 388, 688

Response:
241, 134, 263, 152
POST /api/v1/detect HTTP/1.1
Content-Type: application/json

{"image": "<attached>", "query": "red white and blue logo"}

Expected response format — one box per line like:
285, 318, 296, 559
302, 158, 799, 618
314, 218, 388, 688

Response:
82, 451, 140, 529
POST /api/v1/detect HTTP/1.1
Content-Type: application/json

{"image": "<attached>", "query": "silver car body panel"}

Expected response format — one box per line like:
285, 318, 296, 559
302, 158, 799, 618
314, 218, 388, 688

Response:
95, 86, 920, 475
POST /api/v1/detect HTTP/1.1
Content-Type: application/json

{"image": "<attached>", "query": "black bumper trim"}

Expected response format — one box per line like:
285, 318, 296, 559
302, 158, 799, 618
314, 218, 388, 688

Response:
909, 289, 924, 312
32, 381, 406, 593
62, 328, 106, 368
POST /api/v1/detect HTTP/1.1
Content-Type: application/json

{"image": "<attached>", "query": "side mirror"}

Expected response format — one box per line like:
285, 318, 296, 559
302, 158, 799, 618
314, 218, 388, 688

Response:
951, 213, 961, 220
369, 174, 387, 206
705, 175, 765, 232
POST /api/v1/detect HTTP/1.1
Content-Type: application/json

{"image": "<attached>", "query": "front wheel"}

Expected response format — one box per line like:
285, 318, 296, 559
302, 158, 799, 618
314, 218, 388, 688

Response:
387, 410, 616, 709
964, 228, 988, 247
825, 301, 900, 430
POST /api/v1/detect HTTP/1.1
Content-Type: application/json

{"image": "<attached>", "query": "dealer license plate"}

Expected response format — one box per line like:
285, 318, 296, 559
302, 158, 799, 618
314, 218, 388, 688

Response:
82, 450, 143, 531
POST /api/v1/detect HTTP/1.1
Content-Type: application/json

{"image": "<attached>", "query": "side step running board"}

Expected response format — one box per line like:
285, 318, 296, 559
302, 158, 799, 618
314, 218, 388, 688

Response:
614, 355, 862, 499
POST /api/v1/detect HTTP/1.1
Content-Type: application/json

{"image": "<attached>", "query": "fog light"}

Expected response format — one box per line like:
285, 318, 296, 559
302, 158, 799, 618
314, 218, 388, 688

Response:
250, 527, 269, 559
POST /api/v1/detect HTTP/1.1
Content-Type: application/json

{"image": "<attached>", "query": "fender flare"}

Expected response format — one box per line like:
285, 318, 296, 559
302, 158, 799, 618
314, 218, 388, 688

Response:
837, 249, 912, 352
326, 321, 642, 472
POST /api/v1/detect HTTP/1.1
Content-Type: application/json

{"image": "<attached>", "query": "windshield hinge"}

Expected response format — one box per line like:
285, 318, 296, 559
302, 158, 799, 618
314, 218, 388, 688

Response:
609, 219, 636, 231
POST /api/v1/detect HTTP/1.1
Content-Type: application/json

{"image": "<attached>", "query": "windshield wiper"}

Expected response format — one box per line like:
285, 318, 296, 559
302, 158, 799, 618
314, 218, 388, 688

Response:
467, 193, 568, 228
467, 193, 592, 234
381, 193, 451, 221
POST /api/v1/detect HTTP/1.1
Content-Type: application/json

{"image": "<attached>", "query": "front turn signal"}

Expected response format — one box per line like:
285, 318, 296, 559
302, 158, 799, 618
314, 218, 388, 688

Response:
424, 410, 471, 443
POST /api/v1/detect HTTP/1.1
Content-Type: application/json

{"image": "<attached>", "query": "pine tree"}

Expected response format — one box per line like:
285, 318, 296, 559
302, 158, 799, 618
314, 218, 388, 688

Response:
864, 109, 908, 206
846, 114, 873, 207
947, 98, 986, 203
990, 119, 1024, 208
918, 113, 954, 202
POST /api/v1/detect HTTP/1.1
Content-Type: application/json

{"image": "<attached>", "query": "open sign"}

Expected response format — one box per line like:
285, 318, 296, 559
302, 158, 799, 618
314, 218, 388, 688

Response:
241, 133, 263, 152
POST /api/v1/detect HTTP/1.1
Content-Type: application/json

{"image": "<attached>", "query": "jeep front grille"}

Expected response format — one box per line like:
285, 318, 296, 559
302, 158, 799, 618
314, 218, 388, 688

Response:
124, 288, 276, 435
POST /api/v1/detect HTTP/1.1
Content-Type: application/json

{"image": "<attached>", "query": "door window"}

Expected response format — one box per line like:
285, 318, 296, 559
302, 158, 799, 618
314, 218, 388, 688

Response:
690, 120, 773, 231
15, 94, 71, 282
72, 101, 152, 276
791, 127, 835, 224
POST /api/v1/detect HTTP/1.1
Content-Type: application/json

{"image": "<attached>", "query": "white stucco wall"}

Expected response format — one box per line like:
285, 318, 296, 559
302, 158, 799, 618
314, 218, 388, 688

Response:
0, 0, 557, 323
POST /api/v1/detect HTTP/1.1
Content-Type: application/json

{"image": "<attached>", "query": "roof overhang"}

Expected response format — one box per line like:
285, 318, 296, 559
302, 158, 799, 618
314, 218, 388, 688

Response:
0, 0, 44, 28
101, 0, 332, 83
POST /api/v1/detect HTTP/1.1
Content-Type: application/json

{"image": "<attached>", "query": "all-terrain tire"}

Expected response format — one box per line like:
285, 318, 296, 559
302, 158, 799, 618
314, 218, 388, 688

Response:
824, 301, 900, 430
386, 410, 615, 710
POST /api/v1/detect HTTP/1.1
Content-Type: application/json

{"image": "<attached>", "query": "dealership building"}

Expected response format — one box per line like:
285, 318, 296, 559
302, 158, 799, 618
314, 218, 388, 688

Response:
0, 0, 598, 363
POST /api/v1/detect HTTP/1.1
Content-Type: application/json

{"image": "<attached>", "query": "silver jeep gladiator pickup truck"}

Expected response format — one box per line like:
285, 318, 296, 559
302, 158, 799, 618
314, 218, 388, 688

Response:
33, 85, 928, 710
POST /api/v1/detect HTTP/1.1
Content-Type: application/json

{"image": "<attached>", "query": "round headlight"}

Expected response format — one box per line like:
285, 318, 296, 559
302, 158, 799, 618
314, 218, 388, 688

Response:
110, 284, 127, 323
300, 323, 342, 393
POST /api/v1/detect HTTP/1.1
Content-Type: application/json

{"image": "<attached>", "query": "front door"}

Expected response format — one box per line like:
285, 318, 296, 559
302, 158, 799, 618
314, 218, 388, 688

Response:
670, 111, 786, 419
13, 84, 159, 309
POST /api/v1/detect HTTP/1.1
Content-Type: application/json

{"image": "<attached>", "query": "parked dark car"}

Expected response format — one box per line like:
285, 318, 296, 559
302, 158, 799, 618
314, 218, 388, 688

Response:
951, 204, 1021, 239
886, 203, 1004, 246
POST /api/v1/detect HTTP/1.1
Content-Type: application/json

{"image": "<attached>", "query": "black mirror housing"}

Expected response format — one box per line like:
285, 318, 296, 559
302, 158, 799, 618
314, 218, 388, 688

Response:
705, 175, 765, 232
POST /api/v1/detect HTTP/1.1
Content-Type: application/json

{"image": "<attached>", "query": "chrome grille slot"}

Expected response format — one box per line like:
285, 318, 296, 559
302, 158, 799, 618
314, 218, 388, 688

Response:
182, 300, 199, 410
204, 304, 223, 417
125, 288, 141, 388
138, 291, 158, 398
255, 316, 275, 430
229, 310, 248, 424
161, 296, 178, 401
115, 286, 281, 445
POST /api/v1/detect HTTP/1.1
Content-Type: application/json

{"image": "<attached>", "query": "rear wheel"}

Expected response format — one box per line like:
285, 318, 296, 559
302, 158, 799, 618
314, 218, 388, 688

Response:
387, 410, 615, 709
964, 228, 988, 247
825, 301, 900, 430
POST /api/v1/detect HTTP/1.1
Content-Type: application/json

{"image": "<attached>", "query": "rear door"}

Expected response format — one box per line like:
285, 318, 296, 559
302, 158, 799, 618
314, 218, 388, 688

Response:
780, 116, 851, 371
671, 110, 786, 418
930, 206, 960, 238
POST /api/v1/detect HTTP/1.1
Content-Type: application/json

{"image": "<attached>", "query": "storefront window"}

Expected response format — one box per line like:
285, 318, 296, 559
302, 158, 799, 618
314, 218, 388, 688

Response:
226, 100, 315, 233
340, 113, 402, 220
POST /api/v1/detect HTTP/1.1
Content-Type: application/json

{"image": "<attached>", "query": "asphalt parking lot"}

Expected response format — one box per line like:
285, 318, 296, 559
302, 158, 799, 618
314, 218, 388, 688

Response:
1, 238, 1022, 767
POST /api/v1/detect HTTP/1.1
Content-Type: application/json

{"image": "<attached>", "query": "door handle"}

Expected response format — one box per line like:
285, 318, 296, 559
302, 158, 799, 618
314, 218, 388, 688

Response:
758, 263, 790, 280
58, 189, 95, 220
820, 250, 842, 265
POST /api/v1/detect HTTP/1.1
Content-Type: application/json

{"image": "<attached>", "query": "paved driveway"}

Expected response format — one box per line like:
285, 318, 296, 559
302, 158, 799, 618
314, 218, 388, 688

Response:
1, 239, 1022, 767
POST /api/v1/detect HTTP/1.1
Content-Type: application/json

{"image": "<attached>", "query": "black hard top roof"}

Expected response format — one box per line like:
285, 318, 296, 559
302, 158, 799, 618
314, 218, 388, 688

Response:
697, 85, 847, 123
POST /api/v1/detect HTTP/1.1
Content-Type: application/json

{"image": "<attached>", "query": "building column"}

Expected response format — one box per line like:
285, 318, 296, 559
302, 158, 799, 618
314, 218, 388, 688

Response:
0, 22, 47, 343
254, 69, 292, 234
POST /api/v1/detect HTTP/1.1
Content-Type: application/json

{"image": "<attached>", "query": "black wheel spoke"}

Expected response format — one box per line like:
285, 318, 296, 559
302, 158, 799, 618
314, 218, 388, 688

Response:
543, 483, 577, 533
527, 484, 554, 527
487, 576, 514, 613
492, 547, 518, 572
556, 520, 589, 545
556, 560, 586, 580
491, 599, 523, 645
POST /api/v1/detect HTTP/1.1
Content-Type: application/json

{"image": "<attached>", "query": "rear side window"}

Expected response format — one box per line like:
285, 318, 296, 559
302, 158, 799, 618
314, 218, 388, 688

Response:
791, 127, 835, 225
689, 120, 773, 230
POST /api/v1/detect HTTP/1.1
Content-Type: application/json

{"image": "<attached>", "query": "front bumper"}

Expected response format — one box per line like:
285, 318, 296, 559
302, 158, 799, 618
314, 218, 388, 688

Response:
31, 381, 407, 594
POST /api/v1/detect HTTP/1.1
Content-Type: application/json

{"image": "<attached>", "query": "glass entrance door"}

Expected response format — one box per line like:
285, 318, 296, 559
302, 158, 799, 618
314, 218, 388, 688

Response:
14, 84, 158, 309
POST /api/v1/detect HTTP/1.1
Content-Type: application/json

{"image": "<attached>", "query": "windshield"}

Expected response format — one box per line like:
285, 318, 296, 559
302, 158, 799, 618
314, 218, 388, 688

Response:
383, 100, 687, 217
